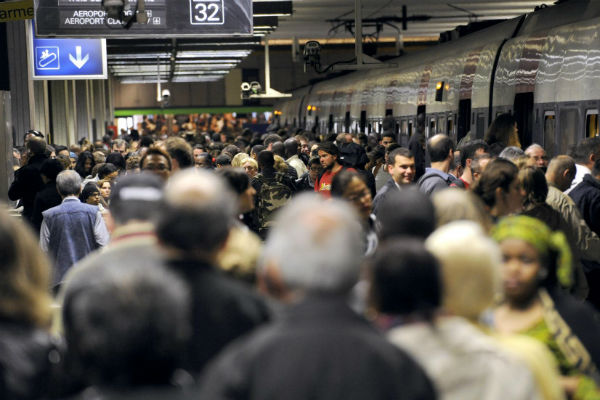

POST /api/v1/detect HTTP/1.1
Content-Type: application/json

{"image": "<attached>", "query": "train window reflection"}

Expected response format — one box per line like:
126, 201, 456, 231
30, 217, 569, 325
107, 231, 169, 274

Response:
559, 109, 579, 154
543, 111, 556, 157
586, 110, 599, 138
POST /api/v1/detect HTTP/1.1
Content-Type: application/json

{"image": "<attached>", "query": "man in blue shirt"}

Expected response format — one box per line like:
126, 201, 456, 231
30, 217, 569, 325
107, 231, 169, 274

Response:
40, 170, 109, 288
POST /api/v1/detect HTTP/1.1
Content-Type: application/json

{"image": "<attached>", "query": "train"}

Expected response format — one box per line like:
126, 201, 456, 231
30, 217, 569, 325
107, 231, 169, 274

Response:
274, 0, 600, 156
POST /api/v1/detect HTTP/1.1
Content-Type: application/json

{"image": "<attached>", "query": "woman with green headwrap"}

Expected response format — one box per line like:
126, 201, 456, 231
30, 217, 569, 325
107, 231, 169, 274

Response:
492, 215, 600, 399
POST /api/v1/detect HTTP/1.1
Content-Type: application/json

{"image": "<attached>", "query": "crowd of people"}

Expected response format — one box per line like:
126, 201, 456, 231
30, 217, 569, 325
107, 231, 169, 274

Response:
3, 111, 600, 400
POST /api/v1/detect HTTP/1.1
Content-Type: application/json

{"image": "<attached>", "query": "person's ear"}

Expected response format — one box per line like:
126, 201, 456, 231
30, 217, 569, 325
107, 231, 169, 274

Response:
257, 261, 290, 302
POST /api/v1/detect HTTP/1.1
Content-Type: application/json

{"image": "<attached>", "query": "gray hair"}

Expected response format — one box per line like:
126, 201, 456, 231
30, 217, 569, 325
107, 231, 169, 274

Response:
56, 170, 82, 196
525, 143, 544, 155
157, 169, 237, 255
259, 193, 364, 294
498, 146, 525, 162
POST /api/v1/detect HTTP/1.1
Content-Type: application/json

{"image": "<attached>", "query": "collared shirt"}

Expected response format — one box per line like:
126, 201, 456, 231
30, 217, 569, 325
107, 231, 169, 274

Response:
39, 196, 109, 252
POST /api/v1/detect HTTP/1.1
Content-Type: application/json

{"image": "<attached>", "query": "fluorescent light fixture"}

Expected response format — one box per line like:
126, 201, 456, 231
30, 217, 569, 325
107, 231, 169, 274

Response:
175, 59, 242, 64
120, 78, 169, 84
171, 76, 225, 83
178, 50, 252, 58
253, 1, 292, 17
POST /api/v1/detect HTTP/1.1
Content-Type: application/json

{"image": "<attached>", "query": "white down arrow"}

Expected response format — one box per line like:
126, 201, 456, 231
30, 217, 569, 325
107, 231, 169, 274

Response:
69, 46, 89, 69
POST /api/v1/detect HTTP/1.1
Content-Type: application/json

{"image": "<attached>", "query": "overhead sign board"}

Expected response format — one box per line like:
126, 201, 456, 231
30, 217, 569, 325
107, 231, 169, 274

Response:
0, 0, 34, 22
34, 0, 253, 37
29, 25, 107, 80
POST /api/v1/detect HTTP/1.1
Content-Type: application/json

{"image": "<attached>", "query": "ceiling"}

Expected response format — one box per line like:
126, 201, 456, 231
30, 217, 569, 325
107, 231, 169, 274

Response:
108, 0, 552, 83
271, 0, 551, 40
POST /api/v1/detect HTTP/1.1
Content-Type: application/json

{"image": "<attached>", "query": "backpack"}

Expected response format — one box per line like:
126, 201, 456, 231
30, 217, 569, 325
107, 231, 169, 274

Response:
255, 172, 293, 231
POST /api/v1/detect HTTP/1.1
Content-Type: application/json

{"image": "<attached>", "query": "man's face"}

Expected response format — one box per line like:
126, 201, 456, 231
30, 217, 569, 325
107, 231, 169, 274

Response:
318, 150, 336, 170
113, 144, 127, 156
526, 147, 548, 169
380, 136, 395, 148
388, 155, 415, 185
299, 140, 310, 155
243, 161, 257, 178
142, 154, 170, 181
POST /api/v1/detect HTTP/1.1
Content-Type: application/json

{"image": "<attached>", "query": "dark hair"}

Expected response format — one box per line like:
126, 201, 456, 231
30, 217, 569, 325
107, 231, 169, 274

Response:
54, 145, 68, 154
79, 182, 99, 203
139, 135, 154, 148
317, 142, 339, 158
472, 158, 519, 208
74, 151, 96, 178
263, 134, 282, 147
484, 113, 516, 146
62, 262, 189, 388
257, 150, 275, 169
97, 163, 118, 180
140, 146, 172, 171
197, 153, 214, 169
519, 166, 548, 207
459, 139, 489, 168
251, 144, 265, 156
40, 159, 64, 182
284, 138, 299, 159
330, 170, 365, 198
308, 157, 321, 167
215, 154, 231, 166
387, 147, 412, 165
381, 132, 396, 141
378, 189, 436, 240
105, 152, 126, 171
222, 144, 240, 158
218, 168, 250, 195
570, 137, 600, 165
370, 239, 441, 319
271, 142, 285, 157
427, 135, 454, 163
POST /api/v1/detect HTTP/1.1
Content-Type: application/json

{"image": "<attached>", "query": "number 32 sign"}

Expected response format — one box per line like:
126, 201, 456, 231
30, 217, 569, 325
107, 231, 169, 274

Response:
190, 0, 224, 25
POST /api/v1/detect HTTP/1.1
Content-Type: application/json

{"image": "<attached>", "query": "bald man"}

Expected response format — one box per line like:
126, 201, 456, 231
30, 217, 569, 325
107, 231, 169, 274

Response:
525, 143, 548, 170
417, 134, 459, 196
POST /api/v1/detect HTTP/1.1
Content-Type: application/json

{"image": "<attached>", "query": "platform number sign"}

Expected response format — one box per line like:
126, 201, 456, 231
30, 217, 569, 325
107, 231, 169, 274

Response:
190, 0, 224, 25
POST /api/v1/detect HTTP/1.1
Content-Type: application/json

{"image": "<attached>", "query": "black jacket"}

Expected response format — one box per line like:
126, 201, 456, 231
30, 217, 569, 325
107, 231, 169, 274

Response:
31, 182, 62, 233
167, 259, 270, 375
199, 296, 436, 400
570, 174, 600, 236
8, 154, 48, 222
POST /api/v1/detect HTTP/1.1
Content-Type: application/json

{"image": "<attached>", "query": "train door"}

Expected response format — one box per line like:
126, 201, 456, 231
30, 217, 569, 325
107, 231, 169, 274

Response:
585, 109, 599, 138
360, 110, 367, 133
457, 99, 471, 142
543, 111, 556, 157
513, 92, 534, 148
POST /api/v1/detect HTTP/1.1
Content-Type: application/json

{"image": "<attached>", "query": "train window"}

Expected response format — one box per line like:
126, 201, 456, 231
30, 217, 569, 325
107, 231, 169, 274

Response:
360, 111, 367, 133
429, 118, 436, 137
586, 110, 599, 138
385, 109, 393, 116
559, 109, 579, 154
447, 117, 454, 136
438, 115, 446, 134
476, 113, 486, 138
401, 120, 408, 135
408, 121, 413, 136
543, 111, 556, 157
328, 114, 334, 133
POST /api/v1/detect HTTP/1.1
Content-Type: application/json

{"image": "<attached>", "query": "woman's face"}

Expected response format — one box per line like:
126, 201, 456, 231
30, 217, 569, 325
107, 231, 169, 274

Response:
343, 177, 372, 221
500, 238, 542, 305
84, 158, 92, 172
496, 177, 524, 216
99, 182, 111, 199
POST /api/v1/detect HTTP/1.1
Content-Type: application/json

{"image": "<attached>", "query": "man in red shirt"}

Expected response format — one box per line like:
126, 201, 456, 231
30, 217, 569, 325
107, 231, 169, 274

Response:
315, 142, 353, 198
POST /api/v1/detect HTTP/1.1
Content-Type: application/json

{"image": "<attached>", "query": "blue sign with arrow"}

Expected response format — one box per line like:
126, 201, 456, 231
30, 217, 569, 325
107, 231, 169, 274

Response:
30, 24, 106, 80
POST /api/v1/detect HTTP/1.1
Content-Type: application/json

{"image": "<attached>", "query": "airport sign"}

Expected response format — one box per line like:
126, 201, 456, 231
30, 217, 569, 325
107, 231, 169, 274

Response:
34, 0, 253, 37
29, 25, 107, 80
